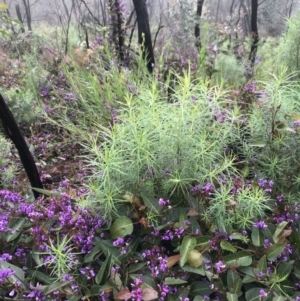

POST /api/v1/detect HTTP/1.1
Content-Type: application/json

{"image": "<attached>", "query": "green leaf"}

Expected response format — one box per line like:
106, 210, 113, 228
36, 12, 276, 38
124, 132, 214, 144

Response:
195, 235, 210, 250
294, 265, 300, 279
256, 255, 267, 275
251, 226, 264, 247
110, 216, 133, 239
289, 226, 300, 252
273, 221, 288, 239
230, 233, 245, 240
141, 194, 161, 215
128, 262, 147, 273
220, 240, 237, 253
273, 221, 290, 244
125, 231, 140, 256
266, 242, 286, 261
179, 235, 197, 267
193, 297, 204, 301
226, 293, 238, 301
179, 210, 186, 229
130, 275, 156, 289
249, 139, 266, 147
43, 280, 72, 295
261, 224, 275, 242
238, 266, 256, 278
227, 270, 242, 295
12, 18, 23, 25
190, 282, 214, 297
164, 277, 188, 285
96, 239, 123, 265
0, 29, 8, 36
182, 264, 205, 276
6, 218, 26, 242
245, 287, 263, 301
276, 261, 293, 282
90, 285, 101, 296
242, 275, 256, 283
84, 245, 102, 263
27, 270, 56, 285
223, 251, 252, 268
0, 260, 26, 288
31, 187, 61, 198
95, 253, 112, 285
272, 294, 287, 301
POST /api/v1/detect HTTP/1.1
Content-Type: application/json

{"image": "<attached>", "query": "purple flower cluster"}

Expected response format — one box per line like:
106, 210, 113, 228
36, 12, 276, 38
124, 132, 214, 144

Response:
130, 278, 143, 301
158, 198, 170, 207
190, 183, 213, 196
244, 80, 257, 93
142, 246, 170, 278
214, 261, 226, 274
254, 220, 268, 230
0, 268, 14, 284
258, 178, 274, 193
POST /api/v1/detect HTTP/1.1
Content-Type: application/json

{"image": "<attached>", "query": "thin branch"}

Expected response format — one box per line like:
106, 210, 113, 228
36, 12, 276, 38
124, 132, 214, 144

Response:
79, 0, 103, 27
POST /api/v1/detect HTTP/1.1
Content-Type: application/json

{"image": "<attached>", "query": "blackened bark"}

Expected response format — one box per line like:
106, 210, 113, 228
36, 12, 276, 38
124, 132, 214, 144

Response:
21, 0, 32, 31
0, 94, 43, 199
15, 4, 25, 33
195, 0, 205, 49
110, 0, 125, 62
249, 0, 259, 63
132, 0, 155, 73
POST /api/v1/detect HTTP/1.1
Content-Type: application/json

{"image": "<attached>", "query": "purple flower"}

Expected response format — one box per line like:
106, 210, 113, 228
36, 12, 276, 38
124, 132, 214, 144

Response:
257, 271, 264, 277
254, 221, 268, 230
214, 261, 226, 273
113, 237, 125, 246
0, 268, 14, 284
259, 289, 268, 297
158, 198, 170, 206
0, 253, 12, 261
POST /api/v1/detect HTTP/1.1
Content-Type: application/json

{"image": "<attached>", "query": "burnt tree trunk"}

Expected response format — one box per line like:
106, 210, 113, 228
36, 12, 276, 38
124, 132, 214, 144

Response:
21, 0, 32, 31
249, 0, 259, 63
195, 0, 205, 49
0, 94, 43, 199
15, 4, 25, 33
132, 0, 155, 73
109, 0, 125, 62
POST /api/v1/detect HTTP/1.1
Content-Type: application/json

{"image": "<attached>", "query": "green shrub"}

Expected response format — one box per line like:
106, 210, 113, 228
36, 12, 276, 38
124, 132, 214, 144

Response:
0, 134, 16, 188
84, 73, 239, 219
277, 14, 300, 76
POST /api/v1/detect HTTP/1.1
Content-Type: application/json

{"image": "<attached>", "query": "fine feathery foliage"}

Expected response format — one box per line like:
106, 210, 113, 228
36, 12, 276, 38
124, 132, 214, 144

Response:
84, 72, 238, 219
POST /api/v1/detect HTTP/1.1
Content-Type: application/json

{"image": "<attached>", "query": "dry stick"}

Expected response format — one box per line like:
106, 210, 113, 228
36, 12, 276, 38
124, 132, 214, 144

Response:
0, 94, 43, 199
79, 0, 103, 27
64, 2, 74, 55
153, 25, 164, 50
127, 18, 137, 59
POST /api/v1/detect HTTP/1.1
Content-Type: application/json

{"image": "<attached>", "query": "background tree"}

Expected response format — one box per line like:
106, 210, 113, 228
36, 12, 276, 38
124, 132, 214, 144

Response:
249, 0, 258, 63
195, 0, 205, 49
132, 0, 155, 73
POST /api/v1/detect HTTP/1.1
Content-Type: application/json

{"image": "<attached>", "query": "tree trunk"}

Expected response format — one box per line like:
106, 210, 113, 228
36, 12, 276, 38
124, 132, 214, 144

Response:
109, 0, 125, 62
195, 0, 205, 49
215, 0, 221, 23
21, 0, 32, 31
249, 0, 259, 63
0, 94, 43, 199
132, 0, 155, 73
15, 4, 25, 33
